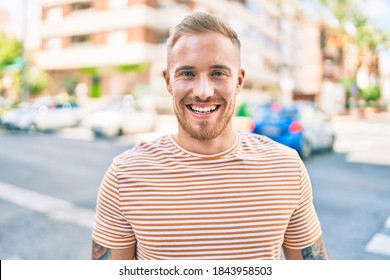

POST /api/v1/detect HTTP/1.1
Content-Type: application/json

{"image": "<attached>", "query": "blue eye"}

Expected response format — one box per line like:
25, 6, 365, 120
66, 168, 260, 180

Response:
213, 71, 224, 77
182, 71, 194, 77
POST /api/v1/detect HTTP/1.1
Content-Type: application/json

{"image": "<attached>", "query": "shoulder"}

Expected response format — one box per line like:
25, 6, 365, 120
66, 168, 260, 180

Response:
113, 135, 174, 167
237, 131, 299, 158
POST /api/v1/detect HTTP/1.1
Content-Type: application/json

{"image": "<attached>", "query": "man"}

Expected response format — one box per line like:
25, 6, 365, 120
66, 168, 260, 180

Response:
91, 12, 328, 260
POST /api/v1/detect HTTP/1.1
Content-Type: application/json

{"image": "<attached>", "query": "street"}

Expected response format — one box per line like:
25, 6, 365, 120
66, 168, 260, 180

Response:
0, 115, 390, 260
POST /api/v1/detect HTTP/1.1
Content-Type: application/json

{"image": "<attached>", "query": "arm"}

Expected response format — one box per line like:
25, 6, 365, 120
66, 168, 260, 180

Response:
91, 240, 136, 260
283, 236, 328, 260
92, 162, 136, 260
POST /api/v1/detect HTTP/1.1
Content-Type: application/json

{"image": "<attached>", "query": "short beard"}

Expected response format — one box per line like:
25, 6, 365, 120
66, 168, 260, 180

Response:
174, 100, 235, 141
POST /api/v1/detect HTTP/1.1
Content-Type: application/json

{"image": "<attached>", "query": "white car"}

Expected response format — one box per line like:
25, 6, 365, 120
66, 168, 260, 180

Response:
88, 96, 157, 137
1, 97, 83, 131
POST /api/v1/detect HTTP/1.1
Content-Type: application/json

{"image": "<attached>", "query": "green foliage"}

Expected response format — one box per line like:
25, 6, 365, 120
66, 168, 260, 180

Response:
28, 67, 50, 96
361, 86, 380, 102
2, 67, 50, 97
340, 77, 355, 91
90, 76, 101, 98
0, 32, 22, 72
236, 102, 253, 117
0, 32, 51, 99
115, 63, 148, 73
60, 75, 79, 94
313, 0, 389, 52
80, 67, 99, 76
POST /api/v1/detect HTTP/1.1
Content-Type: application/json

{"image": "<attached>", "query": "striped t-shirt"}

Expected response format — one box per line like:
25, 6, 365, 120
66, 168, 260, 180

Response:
92, 131, 322, 260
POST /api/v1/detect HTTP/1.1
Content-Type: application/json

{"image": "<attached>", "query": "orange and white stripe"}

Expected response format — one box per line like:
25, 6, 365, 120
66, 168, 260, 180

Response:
92, 131, 322, 259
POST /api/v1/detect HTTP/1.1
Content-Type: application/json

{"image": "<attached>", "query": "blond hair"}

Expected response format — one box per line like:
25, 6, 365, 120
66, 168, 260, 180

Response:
167, 12, 241, 63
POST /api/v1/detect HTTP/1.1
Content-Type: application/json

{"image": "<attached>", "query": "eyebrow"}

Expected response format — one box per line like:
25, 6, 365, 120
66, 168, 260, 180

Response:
174, 64, 232, 75
174, 65, 195, 75
210, 64, 232, 72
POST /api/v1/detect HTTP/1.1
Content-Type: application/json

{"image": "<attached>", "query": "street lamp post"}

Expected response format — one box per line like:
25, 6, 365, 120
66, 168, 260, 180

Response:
21, 0, 29, 102
280, 75, 294, 106
278, 64, 295, 106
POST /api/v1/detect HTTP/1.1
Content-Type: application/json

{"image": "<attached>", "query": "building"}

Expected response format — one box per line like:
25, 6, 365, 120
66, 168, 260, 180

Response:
36, 0, 320, 112
0, 9, 11, 26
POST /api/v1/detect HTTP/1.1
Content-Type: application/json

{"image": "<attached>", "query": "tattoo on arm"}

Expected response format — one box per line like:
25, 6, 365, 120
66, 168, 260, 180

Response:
92, 240, 112, 260
301, 238, 328, 260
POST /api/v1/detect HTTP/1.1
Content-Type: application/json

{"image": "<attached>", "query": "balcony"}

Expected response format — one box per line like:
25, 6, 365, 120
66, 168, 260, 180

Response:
41, 5, 160, 38
36, 42, 165, 70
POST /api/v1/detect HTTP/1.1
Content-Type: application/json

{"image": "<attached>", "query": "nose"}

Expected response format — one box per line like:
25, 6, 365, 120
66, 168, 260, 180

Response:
193, 74, 214, 100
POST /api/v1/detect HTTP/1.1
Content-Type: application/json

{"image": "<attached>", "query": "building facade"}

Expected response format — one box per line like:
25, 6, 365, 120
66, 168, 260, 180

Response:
36, 0, 320, 112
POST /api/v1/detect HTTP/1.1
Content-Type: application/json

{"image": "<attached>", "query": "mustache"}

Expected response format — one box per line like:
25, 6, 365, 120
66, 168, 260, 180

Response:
182, 96, 226, 104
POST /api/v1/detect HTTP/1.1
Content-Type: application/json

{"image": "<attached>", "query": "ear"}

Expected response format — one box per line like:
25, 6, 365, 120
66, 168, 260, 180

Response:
162, 69, 172, 95
235, 68, 245, 95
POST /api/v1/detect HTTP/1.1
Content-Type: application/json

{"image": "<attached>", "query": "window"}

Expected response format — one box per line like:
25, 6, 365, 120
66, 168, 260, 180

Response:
71, 35, 91, 47
46, 7, 62, 23
155, 29, 170, 43
230, 0, 246, 5
46, 38, 62, 50
176, 0, 193, 7
71, 2, 92, 12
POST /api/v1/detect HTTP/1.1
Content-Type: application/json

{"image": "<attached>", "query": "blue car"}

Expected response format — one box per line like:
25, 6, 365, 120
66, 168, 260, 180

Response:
252, 102, 335, 158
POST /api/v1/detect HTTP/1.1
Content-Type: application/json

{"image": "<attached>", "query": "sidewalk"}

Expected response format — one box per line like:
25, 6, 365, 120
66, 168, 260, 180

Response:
331, 111, 390, 166
332, 111, 390, 124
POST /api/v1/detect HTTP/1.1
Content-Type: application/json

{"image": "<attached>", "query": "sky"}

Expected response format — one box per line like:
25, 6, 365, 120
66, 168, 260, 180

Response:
360, 0, 390, 72
0, 0, 40, 22
363, 0, 390, 30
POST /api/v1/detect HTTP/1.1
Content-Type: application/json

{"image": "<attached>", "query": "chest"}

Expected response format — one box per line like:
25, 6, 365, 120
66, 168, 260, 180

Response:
117, 160, 301, 236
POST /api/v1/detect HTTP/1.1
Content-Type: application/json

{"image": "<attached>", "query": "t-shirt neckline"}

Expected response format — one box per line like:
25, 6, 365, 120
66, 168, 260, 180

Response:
167, 131, 240, 159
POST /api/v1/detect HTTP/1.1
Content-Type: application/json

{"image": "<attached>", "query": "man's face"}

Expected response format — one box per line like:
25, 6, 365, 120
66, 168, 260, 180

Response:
163, 32, 245, 141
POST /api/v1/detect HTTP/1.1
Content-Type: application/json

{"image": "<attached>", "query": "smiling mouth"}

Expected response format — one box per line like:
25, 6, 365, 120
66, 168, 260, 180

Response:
186, 105, 220, 114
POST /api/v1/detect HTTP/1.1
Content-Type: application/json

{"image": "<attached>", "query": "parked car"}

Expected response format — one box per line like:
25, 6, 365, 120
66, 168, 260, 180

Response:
252, 102, 335, 158
1, 96, 83, 132
0, 96, 13, 123
87, 95, 157, 137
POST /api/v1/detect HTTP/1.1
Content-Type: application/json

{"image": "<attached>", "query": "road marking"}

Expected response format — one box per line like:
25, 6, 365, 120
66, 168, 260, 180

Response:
347, 152, 390, 166
0, 181, 95, 229
365, 233, 390, 257
4, 255, 22, 260
385, 216, 390, 229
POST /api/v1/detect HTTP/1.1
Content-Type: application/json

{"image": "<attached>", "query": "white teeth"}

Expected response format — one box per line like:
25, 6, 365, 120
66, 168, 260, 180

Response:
190, 105, 217, 113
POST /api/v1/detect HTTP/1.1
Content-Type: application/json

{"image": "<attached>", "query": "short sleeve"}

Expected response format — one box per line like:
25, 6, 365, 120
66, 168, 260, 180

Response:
92, 162, 136, 249
283, 159, 322, 249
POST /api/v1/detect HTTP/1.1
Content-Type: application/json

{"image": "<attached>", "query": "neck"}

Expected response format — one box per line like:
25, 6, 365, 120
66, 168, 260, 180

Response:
173, 125, 236, 155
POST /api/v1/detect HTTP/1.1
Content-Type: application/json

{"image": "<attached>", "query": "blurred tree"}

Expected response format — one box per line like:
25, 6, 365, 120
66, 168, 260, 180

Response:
60, 75, 79, 95
115, 63, 148, 73
0, 32, 50, 100
28, 67, 50, 96
361, 86, 380, 103
311, 0, 389, 109
0, 32, 22, 74
352, 13, 388, 77
4, 67, 51, 99
80, 67, 101, 98
90, 75, 101, 98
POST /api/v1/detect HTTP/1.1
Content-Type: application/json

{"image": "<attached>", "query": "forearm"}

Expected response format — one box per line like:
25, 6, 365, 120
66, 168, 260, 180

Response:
91, 240, 136, 260
283, 237, 328, 260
